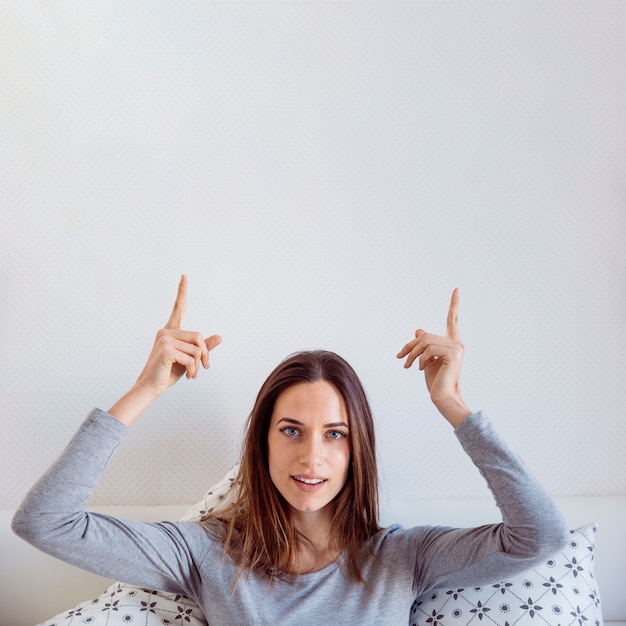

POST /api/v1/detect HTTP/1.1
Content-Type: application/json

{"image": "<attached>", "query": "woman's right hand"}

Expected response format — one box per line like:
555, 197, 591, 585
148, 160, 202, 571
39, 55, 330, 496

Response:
135, 275, 222, 398
108, 275, 221, 427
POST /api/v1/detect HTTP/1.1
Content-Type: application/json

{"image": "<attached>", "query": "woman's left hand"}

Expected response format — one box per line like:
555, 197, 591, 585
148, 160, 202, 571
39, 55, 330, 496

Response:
396, 288, 472, 427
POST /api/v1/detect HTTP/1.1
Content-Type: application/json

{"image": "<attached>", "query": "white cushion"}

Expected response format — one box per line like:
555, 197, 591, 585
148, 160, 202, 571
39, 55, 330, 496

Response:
38, 584, 206, 626
410, 523, 603, 626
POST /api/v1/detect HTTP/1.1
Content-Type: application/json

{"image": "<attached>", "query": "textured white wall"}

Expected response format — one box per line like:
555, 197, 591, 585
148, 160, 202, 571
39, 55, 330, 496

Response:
2, 2, 625, 508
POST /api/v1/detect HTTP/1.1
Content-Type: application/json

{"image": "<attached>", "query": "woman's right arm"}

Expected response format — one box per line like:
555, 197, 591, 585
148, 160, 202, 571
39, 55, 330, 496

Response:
12, 276, 221, 592
11, 408, 215, 594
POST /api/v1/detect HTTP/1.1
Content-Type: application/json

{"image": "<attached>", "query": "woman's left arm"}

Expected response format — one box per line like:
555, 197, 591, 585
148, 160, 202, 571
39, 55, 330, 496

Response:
396, 291, 570, 591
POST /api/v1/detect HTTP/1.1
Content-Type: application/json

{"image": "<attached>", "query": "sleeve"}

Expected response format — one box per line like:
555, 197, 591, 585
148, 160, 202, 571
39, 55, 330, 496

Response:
404, 411, 570, 594
11, 409, 211, 597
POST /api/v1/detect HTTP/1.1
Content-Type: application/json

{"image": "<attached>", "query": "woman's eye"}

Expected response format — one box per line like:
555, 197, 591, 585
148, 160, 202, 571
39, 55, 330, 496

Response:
327, 430, 346, 440
281, 427, 300, 437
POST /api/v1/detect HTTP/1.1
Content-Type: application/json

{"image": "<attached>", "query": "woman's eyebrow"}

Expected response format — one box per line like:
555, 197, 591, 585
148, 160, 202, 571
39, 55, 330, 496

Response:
276, 417, 349, 429
277, 418, 304, 426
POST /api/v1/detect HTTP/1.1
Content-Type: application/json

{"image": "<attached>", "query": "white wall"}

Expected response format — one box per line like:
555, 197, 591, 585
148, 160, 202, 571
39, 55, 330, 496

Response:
2, 1, 625, 508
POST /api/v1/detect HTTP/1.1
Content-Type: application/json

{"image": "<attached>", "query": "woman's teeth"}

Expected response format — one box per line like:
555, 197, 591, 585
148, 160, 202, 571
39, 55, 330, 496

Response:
294, 477, 325, 485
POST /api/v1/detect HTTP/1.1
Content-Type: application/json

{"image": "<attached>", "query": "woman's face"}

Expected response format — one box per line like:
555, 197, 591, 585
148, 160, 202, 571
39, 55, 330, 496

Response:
267, 381, 351, 523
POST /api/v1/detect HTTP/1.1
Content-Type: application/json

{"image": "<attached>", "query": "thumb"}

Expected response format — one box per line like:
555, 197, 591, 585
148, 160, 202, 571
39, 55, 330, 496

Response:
205, 335, 222, 351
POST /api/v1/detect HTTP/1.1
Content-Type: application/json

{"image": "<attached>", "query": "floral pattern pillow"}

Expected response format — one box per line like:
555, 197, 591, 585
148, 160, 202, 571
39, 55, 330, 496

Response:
38, 583, 206, 625
410, 524, 602, 626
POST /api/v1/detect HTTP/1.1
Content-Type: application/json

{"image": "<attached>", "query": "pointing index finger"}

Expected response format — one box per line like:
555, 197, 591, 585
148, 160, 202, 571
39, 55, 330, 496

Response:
165, 274, 187, 330
446, 288, 460, 340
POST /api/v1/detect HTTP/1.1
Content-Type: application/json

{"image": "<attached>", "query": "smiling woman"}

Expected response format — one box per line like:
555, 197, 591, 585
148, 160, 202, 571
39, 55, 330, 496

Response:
269, 381, 351, 518
207, 349, 382, 587
12, 276, 571, 625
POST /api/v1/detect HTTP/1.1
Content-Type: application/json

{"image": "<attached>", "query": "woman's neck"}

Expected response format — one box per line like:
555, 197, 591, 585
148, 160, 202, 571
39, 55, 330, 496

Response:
292, 542, 340, 574
288, 506, 340, 574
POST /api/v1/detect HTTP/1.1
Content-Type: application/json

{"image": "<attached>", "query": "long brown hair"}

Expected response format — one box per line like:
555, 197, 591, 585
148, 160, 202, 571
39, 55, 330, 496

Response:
206, 350, 381, 585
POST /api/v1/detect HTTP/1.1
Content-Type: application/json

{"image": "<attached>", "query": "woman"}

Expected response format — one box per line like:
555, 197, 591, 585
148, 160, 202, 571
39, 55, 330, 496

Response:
13, 276, 569, 624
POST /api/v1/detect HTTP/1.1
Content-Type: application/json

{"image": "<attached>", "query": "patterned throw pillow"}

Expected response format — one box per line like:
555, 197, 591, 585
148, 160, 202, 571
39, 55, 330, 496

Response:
37, 465, 240, 626
38, 584, 206, 626
410, 524, 602, 626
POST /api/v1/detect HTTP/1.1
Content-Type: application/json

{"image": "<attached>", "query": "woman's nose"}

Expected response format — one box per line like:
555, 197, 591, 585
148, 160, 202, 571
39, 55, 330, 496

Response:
299, 437, 323, 468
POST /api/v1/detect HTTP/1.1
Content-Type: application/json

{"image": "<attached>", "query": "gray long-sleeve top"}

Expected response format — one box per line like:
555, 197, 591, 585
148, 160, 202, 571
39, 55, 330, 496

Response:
13, 409, 569, 625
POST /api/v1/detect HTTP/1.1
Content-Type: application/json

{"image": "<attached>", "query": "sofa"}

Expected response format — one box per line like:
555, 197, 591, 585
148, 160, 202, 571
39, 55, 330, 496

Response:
2, 493, 624, 626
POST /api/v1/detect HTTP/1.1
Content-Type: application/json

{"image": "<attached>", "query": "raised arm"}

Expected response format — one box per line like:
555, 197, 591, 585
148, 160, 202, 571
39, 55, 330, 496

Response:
109, 274, 221, 426
12, 276, 222, 592
395, 290, 569, 590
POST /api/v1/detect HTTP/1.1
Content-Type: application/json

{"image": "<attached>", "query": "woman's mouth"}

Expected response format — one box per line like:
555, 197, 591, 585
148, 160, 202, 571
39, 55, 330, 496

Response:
291, 475, 327, 491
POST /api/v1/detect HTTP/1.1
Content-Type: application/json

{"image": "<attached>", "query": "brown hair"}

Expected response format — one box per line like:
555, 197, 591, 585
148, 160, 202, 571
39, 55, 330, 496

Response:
206, 350, 381, 585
